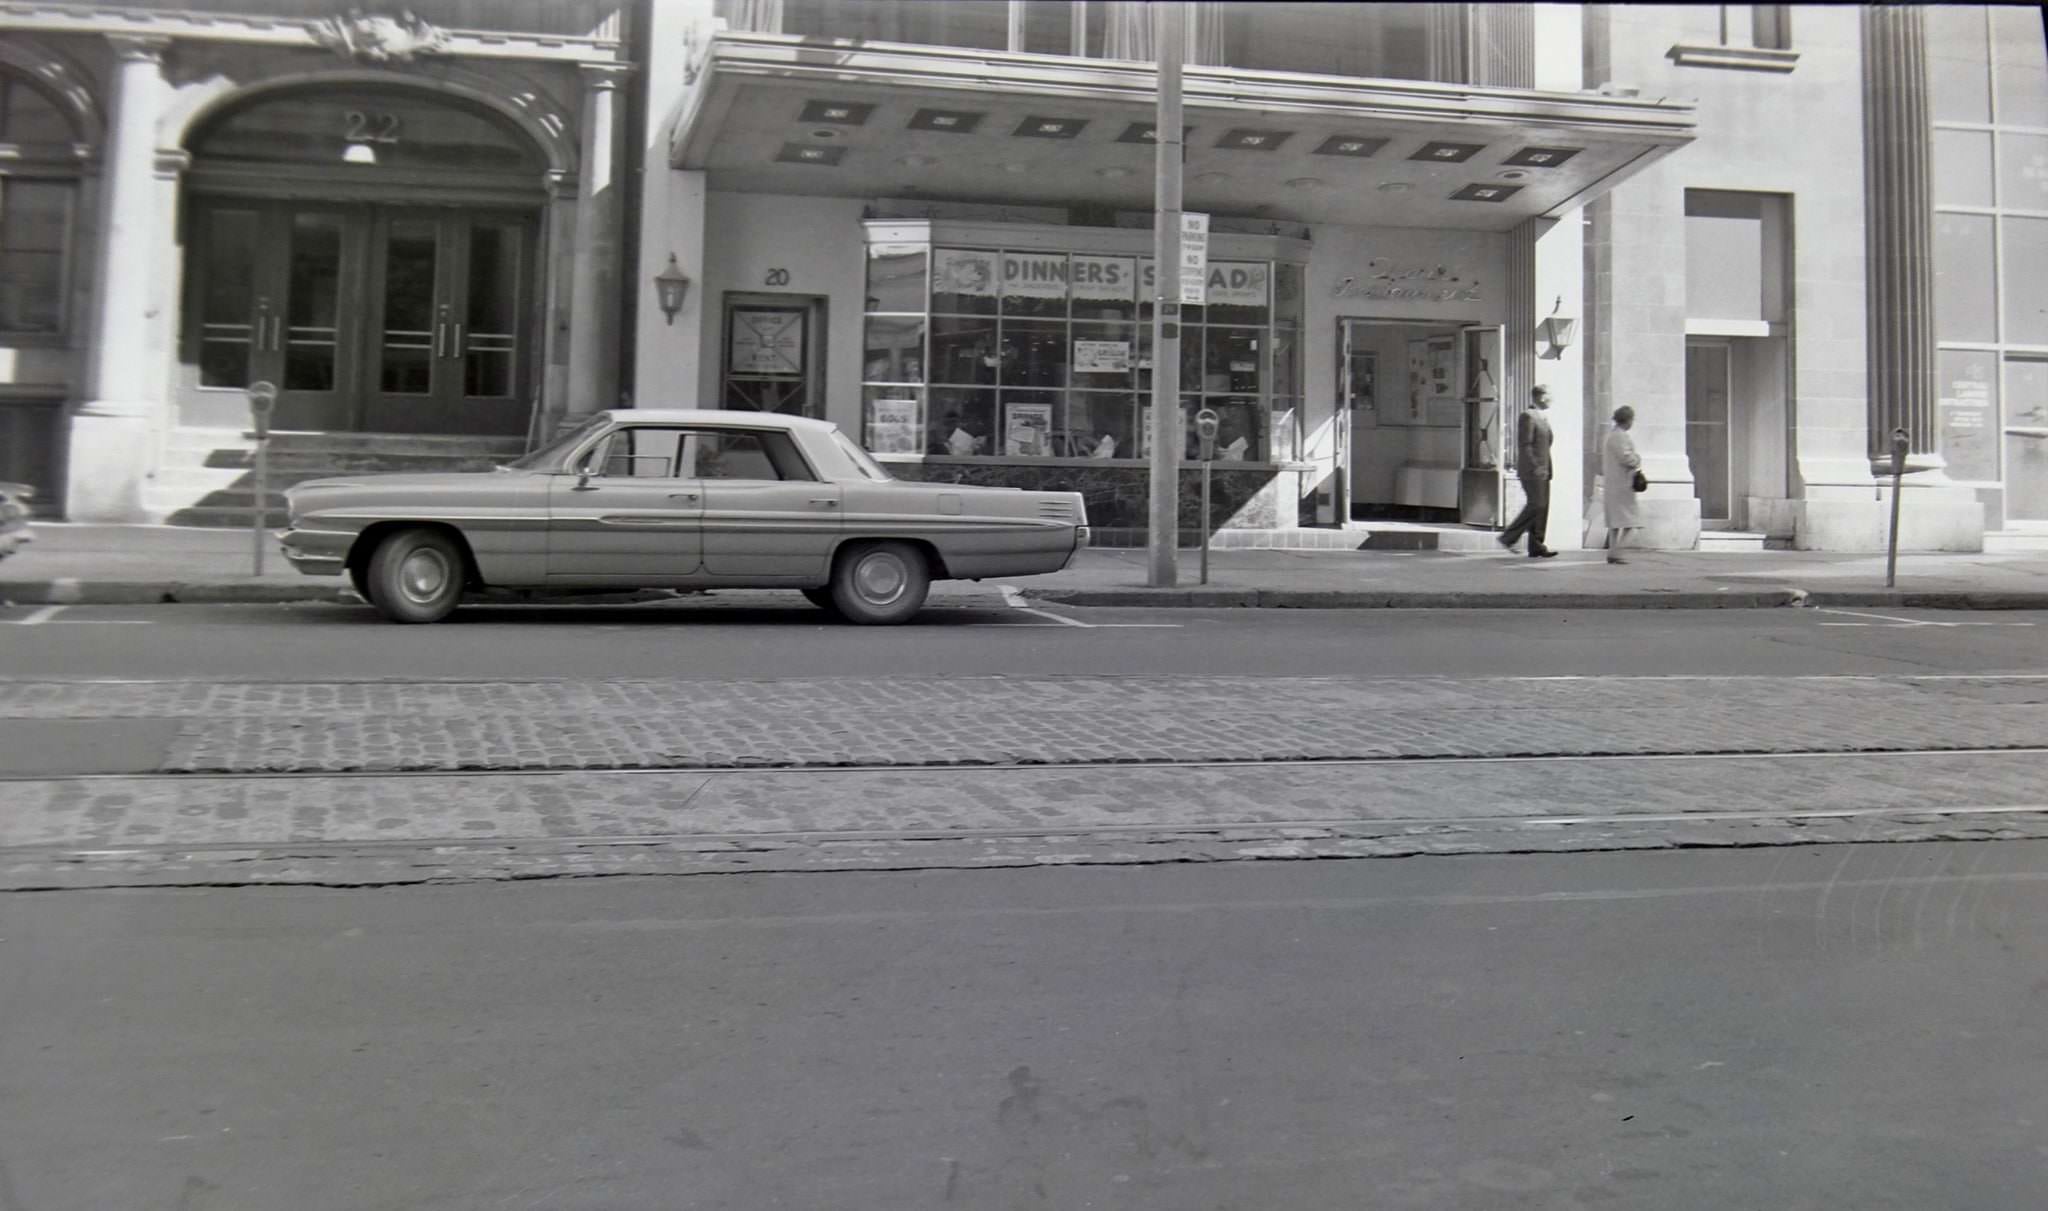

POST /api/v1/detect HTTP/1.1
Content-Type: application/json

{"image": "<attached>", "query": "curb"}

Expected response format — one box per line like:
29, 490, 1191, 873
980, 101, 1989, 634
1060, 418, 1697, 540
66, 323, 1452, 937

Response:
1022, 587, 1808, 610
0, 579, 358, 605
1804, 590, 2048, 610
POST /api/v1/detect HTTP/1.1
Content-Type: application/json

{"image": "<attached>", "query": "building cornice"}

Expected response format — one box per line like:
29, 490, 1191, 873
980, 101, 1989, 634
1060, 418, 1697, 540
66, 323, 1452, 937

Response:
0, 3, 627, 65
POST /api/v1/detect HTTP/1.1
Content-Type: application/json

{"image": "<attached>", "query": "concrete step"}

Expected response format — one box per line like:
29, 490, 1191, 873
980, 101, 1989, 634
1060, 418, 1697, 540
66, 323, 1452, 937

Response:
1698, 530, 1769, 552
1984, 529, 2048, 552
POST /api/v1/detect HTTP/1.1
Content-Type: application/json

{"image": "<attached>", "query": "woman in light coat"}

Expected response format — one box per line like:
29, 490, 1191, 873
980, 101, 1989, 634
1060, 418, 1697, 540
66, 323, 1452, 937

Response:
1601, 406, 1643, 564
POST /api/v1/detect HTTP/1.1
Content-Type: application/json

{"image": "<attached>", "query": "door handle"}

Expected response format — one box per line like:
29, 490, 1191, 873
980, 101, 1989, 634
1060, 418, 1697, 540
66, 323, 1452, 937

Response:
435, 323, 448, 358
666, 492, 700, 501
809, 498, 839, 507
268, 316, 283, 352
452, 323, 463, 356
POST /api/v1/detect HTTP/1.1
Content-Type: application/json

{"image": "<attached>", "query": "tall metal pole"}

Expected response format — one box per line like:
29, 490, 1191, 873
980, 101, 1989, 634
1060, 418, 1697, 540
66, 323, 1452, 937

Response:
1147, 1, 1185, 587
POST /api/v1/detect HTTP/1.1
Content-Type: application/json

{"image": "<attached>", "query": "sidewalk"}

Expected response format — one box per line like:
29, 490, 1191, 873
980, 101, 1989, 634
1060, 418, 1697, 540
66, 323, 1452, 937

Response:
3, 522, 2046, 609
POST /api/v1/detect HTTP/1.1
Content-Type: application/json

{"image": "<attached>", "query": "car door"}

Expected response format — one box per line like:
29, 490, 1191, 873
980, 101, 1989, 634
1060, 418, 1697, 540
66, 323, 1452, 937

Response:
545, 425, 703, 585
695, 427, 841, 580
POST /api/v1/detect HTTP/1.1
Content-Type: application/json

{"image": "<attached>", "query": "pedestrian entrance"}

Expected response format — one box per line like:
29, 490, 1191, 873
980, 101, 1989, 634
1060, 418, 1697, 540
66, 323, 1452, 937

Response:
179, 200, 537, 436
1335, 318, 1506, 526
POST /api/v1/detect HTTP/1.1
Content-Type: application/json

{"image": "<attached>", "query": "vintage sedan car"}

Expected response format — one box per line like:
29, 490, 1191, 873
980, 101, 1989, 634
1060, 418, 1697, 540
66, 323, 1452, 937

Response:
280, 410, 1089, 624
0, 481, 33, 565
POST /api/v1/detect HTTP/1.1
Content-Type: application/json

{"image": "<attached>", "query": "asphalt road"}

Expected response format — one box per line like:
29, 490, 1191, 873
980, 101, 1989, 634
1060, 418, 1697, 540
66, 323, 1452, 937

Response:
1, 597, 2043, 680
5, 843, 2047, 1211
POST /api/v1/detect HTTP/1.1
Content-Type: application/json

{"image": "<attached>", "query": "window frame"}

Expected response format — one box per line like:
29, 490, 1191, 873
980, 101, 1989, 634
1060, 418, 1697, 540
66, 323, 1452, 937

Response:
0, 69, 86, 344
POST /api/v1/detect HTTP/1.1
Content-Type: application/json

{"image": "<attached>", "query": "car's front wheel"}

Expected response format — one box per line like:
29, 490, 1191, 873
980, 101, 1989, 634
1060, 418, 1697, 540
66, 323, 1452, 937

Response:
365, 528, 466, 624
829, 541, 930, 625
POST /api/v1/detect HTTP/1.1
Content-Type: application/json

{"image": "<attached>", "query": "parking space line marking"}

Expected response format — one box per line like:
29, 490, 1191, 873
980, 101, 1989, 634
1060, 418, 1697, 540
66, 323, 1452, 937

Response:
1814, 607, 1957, 627
14, 606, 66, 626
998, 585, 1092, 627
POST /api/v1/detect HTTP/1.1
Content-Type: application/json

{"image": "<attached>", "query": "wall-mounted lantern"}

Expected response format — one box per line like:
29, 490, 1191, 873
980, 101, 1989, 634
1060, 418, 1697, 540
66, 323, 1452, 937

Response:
1539, 295, 1578, 358
654, 254, 691, 326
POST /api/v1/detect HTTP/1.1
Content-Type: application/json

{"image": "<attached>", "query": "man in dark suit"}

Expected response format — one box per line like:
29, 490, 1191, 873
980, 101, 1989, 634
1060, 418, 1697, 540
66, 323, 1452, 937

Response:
1498, 385, 1558, 558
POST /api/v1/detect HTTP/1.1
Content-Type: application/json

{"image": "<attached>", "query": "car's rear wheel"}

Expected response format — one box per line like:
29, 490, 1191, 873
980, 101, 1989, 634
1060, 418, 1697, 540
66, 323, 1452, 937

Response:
365, 528, 465, 624
829, 541, 929, 625
800, 587, 840, 614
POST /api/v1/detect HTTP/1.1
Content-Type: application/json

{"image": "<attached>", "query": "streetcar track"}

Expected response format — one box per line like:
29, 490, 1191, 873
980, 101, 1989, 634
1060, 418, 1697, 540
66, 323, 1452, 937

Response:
4, 744, 2046, 784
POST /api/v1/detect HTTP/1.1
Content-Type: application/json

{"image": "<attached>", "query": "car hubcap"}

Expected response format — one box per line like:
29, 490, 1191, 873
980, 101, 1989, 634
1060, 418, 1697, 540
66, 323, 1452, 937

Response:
399, 548, 451, 603
853, 552, 907, 604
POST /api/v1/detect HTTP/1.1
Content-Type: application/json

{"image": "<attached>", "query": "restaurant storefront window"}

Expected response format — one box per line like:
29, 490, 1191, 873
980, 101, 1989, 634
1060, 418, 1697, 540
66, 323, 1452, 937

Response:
862, 239, 1303, 464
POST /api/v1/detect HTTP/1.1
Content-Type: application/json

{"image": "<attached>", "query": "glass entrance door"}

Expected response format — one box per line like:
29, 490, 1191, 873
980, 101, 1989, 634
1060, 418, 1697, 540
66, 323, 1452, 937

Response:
364, 210, 534, 435
186, 201, 364, 431
1459, 324, 1507, 527
184, 201, 532, 435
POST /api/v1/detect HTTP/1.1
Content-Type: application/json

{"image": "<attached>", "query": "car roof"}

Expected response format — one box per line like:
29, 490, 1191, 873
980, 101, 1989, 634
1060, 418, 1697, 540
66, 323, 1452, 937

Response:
596, 409, 836, 431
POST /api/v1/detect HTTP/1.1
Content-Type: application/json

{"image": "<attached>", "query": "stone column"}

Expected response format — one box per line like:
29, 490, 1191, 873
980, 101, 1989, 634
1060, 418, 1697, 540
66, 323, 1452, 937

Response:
562, 63, 631, 430
1861, 4, 1937, 464
67, 34, 168, 522
1854, 5, 1985, 548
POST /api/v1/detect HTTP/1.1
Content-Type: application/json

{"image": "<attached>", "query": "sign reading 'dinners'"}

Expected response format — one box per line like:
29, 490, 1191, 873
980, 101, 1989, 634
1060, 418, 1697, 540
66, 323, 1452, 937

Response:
934, 248, 1268, 307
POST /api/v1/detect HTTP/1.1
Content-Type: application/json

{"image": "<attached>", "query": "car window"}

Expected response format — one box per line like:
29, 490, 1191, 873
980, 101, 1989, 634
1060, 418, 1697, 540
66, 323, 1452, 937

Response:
594, 428, 686, 478
689, 430, 816, 482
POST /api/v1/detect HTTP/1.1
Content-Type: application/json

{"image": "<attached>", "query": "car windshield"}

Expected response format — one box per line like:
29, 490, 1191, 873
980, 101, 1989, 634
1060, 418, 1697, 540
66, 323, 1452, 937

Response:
499, 416, 610, 471
829, 430, 893, 482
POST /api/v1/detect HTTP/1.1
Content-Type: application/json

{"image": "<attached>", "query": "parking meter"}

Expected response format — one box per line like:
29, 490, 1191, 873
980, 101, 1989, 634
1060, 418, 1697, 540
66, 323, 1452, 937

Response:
248, 381, 278, 574
1195, 408, 1220, 463
1890, 427, 1909, 477
1885, 427, 1909, 588
248, 380, 278, 439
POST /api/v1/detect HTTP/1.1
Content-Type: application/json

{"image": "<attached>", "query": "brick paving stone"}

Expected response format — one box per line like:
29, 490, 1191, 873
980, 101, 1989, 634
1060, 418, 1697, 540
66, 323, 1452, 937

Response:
0, 675, 2042, 774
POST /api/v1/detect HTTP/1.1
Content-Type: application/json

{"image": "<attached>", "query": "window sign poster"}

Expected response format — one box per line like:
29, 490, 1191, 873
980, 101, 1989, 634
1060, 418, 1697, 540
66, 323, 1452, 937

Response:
1939, 357, 1999, 482
932, 248, 998, 297
1004, 400, 1055, 456
729, 309, 805, 375
1072, 254, 1136, 303
1002, 252, 1070, 300
1074, 339, 1131, 373
1204, 261, 1269, 307
866, 397, 921, 455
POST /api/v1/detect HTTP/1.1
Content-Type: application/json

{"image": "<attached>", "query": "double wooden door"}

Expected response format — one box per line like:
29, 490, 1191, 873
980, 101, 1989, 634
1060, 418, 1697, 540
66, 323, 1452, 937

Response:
185, 200, 535, 435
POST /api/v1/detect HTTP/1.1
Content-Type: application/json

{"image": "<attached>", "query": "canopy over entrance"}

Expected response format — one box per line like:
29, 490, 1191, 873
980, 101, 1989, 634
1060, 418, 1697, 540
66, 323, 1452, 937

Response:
672, 34, 1697, 231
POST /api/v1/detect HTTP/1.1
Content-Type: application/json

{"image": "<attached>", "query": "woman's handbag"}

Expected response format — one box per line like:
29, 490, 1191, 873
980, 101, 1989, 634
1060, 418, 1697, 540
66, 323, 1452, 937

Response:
1631, 469, 1649, 493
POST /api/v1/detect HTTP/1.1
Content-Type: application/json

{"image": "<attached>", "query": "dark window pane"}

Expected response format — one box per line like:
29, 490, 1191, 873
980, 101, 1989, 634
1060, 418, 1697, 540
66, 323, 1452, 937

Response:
929, 387, 996, 455
866, 243, 927, 314
1069, 392, 1136, 459
1203, 328, 1263, 395
930, 315, 999, 384
0, 76, 75, 143
465, 222, 522, 399
283, 212, 341, 392
190, 86, 541, 174
1203, 397, 1265, 462
197, 207, 257, 385
863, 316, 925, 383
0, 180, 70, 334
999, 319, 1066, 386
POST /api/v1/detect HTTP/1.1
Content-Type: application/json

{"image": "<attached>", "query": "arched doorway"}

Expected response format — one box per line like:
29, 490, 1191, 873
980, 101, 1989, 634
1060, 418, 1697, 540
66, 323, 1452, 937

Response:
178, 84, 551, 436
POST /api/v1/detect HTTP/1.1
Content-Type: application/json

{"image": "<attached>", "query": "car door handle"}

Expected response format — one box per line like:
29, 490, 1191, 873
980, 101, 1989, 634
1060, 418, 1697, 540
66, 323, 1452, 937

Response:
809, 498, 839, 507
667, 492, 700, 501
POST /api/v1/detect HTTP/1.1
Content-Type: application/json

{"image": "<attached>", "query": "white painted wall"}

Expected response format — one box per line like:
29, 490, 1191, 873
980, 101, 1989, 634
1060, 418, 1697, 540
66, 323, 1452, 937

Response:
695, 191, 871, 432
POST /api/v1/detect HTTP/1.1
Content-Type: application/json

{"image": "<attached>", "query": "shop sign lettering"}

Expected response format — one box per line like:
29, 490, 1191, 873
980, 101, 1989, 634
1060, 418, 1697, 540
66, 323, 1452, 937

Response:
1072, 254, 1136, 303
1136, 259, 1269, 306
1333, 258, 1482, 302
1002, 253, 1069, 300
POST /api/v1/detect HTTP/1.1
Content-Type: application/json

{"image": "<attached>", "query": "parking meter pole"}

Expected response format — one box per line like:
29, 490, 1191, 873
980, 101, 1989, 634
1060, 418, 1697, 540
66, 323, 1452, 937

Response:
1195, 408, 1219, 585
1145, 1, 1185, 588
249, 381, 277, 577
1885, 427, 1908, 589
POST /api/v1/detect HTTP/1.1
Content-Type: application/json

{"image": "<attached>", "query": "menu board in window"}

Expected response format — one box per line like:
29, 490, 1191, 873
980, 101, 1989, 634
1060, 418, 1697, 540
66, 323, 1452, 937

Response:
1004, 400, 1054, 456
866, 397, 921, 454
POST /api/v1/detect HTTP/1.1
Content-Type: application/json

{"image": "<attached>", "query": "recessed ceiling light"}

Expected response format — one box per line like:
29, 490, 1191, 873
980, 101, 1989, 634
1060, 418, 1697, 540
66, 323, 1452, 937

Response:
1286, 176, 1326, 189
812, 128, 839, 139
1496, 169, 1529, 181
1377, 181, 1413, 192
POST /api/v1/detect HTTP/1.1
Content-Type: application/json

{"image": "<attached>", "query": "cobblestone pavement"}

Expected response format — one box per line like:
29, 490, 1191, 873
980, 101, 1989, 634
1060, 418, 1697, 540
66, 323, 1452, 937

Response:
5, 750, 2045, 887
1, 674, 2044, 774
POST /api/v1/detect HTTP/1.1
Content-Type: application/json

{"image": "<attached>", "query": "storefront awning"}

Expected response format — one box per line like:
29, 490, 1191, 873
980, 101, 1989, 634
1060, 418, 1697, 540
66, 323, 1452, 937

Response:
671, 34, 1696, 232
